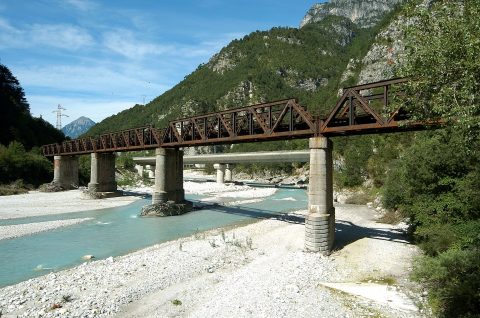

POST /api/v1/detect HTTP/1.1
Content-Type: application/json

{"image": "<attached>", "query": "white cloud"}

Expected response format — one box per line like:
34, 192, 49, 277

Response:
0, 18, 25, 48
103, 30, 173, 59
15, 63, 168, 98
31, 24, 94, 50
14, 62, 171, 125
0, 18, 94, 50
63, 0, 98, 11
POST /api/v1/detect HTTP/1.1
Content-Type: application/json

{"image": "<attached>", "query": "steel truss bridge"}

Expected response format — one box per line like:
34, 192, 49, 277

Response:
42, 78, 432, 157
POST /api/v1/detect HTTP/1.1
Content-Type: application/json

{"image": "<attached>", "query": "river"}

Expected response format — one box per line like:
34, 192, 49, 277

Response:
0, 188, 307, 287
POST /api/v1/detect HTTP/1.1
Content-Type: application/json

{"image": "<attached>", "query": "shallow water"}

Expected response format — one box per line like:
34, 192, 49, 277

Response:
0, 188, 307, 288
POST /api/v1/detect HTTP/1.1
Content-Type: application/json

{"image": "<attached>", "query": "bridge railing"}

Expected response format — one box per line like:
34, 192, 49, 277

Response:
42, 126, 162, 156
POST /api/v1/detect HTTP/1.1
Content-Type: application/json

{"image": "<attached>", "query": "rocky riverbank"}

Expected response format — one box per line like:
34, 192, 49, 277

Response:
0, 203, 425, 318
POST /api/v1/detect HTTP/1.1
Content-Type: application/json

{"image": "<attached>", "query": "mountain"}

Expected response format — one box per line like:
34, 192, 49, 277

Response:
87, 0, 403, 137
62, 116, 95, 138
300, 0, 403, 29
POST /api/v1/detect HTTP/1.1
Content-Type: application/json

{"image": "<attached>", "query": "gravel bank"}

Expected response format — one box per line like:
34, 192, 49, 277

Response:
0, 218, 93, 241
0, 190, 141, 220
0, 204, 424, 318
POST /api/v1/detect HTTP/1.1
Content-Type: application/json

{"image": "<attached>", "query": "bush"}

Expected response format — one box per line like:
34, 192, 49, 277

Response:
412, 248, 480, 318
0, 180, 30, 196
0, 141, 52, 187
117, 153, 135, 170
78, 155, 91, 186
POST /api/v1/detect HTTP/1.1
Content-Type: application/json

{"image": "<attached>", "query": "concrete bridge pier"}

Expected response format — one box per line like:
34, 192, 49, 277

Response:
152, 148, 185, 204
135, 164, 144, 178
213, 163, 226, 184
88, 153, 117, 193
52, 155, 79, 189
146, 165, 155, 179
306, 137, 335, 254
225, 164, 235, 182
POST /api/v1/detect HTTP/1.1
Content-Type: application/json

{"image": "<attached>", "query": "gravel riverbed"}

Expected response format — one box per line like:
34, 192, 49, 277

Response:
0, 218, 93, 241
0, 177, 426, 317
0, 205, 425, 318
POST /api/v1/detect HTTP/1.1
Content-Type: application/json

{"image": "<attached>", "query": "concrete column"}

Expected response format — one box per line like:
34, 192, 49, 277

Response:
88, 152, 117, 192
152, 148, 184, 204
175, 149, 185, 202
52, 155, 79, 190
213, 163, 226, 184
225, 164, 235, 182
145, 165, 155, 178
135, 164, 144, 177
306, 137, 335, 253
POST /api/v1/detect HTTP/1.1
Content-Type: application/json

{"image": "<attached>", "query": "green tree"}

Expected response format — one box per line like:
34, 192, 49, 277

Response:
0, 63, 65, 149
397, 0, 480, 145
383, 2, 480, 315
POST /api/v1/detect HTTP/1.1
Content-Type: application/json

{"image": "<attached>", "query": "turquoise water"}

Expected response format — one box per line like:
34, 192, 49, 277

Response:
0, 188, 307, 288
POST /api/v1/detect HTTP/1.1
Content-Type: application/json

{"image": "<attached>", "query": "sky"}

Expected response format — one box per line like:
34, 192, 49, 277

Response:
0, 0, 320, 128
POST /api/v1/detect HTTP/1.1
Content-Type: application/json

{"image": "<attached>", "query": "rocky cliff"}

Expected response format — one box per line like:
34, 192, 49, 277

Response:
301, 0, 403, 28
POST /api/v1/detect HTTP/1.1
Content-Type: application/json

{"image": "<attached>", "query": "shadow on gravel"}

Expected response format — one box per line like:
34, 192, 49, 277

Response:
199, 203, 305, 224
120, 191, 151, 199
334, 219, 411, 251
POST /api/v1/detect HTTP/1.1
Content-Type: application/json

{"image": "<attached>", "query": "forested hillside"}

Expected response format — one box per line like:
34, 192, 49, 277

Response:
0, 64, 65, 191
0, 65, 64, 149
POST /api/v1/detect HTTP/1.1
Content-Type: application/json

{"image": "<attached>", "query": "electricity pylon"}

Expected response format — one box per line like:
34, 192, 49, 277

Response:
52, 104, 69, 129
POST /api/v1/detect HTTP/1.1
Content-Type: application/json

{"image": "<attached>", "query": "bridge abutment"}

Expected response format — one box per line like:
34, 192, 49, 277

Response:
306, 137, 335, 254
152, 148, 184, 204
213, 163, 226, 184
88, 153, 117, 193
52, 155, 79, 190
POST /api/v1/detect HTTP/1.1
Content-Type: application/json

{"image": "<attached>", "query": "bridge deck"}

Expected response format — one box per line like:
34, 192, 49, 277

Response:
42, 78, 432, 157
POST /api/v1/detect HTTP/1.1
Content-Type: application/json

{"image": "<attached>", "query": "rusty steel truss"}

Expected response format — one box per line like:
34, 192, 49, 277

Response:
42, 78, 433, 156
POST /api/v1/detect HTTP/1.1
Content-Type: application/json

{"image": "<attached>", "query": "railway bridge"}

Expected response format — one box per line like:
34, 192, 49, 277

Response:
42, 78, 433, 253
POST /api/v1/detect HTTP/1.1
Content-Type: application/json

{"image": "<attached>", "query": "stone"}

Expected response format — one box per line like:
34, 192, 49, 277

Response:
140, 201, 193, 217
82, 255, 95, 261
286, 284, 300, 294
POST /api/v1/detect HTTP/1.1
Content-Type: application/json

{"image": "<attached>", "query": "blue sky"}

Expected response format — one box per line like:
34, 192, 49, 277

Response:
0, 0, 319, 127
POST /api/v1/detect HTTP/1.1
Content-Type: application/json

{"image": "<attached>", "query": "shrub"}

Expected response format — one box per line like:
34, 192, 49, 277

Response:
412, 248, 480, 318
0, 141, 52, 187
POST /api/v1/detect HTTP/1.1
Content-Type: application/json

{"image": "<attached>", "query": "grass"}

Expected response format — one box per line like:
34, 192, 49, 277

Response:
377, 209, 405, 225
171, 299, 182, 306
361, 275, 397, 286
0, 179, 33, 196
344, 192, 372, 205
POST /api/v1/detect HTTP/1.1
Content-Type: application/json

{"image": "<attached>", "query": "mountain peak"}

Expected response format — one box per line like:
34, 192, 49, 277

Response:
62, 116, 95, 138
300, 0, 403, 28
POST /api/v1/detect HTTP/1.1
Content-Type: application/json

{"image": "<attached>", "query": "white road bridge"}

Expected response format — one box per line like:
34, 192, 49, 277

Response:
133, 150, 310, 183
